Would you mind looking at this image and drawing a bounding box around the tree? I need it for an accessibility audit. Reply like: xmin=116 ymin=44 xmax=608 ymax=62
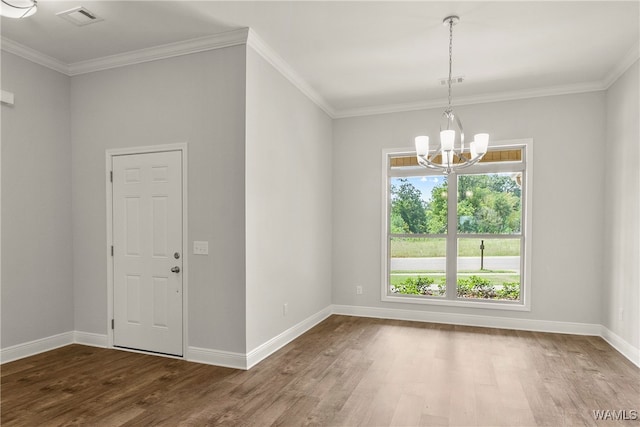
xmin=390 ymin=179 xmax=427 ymax=233
xmin=424 ymin=174 xmax=521 ymax=234
xmin=458 ymin=174 xmax=521 ymax=234
xmin=426 ymin=182 xmax=448 ymax=233
xmin=390 ymin=211 xmax=409 ymax=234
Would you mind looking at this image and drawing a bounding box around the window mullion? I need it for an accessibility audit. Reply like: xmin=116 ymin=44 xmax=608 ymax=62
xmin=446 ymin=173 xmax=458 ymax=299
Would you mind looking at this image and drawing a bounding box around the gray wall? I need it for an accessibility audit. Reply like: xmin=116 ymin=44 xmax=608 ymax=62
xmin=332 ymin=92 xmax=606 ymax=324
xmin=2 ymin=40 xmax=637 ymax=360
xmin=245 ymin=47 xmax=332 ymax=351
xmin=70 ymin=46 xmax=248 ymax=353
xmin=1 ymin=52 xmax=73 ymax=348
xmin=603 ymin=60 xmax=639 ymax=348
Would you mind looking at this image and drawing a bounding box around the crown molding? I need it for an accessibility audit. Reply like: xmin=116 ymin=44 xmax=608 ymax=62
xmin=0 ymin=27 xmax=334 ymax=118
xmin=335 ymin=43 xmax=639 ymax=119
xmin=2 ymin=28 xmax=635 ymax=120
xmin=1 ymin=37 xmax=69 ymax=75
xmin=1 ymin=29 xmax=250 ymax=77
xmin=333 ymin=80 xmax=607 ymax=119
xmin=246 ymin=28 xmax=336 ymax=118
xmin=67 ymin=28 xmax=249 ymax=76
xmin=603 ymin=41 xmax=640 ymax=89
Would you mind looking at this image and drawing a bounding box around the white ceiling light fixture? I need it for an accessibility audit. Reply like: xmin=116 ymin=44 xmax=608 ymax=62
xmin=415 ymin=16 xmax=489 ymax=175
xmin=0 ymin=0 xmax=37 ymax=18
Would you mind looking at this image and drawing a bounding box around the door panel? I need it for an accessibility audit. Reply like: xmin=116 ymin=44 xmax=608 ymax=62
xmin=113 ymin=150 xmax=183 ymax=356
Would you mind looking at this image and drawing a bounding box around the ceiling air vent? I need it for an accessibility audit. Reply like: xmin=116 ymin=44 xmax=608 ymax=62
xmin=56 ymin=6 xmax=103 ymax=26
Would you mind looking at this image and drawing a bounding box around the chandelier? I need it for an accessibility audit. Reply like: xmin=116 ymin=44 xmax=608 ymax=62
xmin=0 ymin=0 xmax=37 ymax=18
xmin=415 ymin=16 xmax=489 ymax=174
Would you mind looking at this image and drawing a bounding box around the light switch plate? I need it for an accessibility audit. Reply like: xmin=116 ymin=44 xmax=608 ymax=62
xmin=193 ymin=241 xmax=209 ymax=255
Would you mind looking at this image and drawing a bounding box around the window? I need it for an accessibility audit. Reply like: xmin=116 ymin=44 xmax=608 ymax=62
xmin=382 ymin=141 xmax=531 ymax=310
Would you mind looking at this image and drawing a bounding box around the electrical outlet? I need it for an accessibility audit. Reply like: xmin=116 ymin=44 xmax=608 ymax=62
xmin=356 ymin=286 xmax=363 ymax=295
xmin=619 ymin=308 xmax=624 ymax=321
xmin=283 ymin=303 xmax=288 ymax=316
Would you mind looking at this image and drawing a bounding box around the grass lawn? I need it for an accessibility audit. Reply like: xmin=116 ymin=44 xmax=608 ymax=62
xmin=391 ymin=237 xmax=520 ymax=257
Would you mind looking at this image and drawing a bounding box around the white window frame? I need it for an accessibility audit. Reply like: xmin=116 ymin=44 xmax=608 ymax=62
xmin=381 ymin=139 xmax=533 ymax=311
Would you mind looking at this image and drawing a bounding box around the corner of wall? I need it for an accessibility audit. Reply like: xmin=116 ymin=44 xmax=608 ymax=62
xmin=602 ymin=59 xmax=640 ymax=352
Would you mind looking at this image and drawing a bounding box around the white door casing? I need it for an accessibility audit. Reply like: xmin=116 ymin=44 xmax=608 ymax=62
xmin=112 ymin=150 xmax=183 ymax=356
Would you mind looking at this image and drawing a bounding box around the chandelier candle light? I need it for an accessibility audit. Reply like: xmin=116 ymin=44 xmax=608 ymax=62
xmin=415 ymin=15 xmax=489 ymax=174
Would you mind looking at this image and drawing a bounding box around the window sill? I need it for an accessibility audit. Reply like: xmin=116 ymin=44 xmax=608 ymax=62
xmin=382 ymin=294 xmax=531 ymax=312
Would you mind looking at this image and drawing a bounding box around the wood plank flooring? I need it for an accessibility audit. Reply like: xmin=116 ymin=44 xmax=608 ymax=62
xmin=2 ymin=315 xmax=639 ymax=426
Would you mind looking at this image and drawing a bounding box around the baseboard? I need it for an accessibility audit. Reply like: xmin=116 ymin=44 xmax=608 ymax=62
xmin=2 ymin=308 xmax=637 ymax=371
xmin=331 ymin=304 xmax=602 ymax=336
xmin=74 ymin=331 xmax=108 ymax=348
xmin=600 ymin=326 xmax=640 ymax=368
xmin=186 ymin=346 xmax=247 ymax=370
xmin=1 ymin=331 xmax=108 ymax=364
xmin=331 ymin=304 xmax=640 ymax=367
xmin=0 ymin=331 xmax=74 ymax=364
xmin=246 ymin=305 xmax=333 ymax=369
xmin=186 ymin=306 xmax=332 ymax=370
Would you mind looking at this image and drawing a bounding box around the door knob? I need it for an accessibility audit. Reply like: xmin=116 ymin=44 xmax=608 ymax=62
xmin=171 ymin=266 xmax=180 ymax=273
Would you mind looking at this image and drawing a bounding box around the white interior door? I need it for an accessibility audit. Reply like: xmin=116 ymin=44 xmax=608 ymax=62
xmin=112 ymin=150 xmax=183 ymax=356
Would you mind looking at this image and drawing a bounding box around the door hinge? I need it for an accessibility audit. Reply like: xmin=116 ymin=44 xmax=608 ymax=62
xmin=111 ymin=319 xmax=114 ymax=330
xmin=110 ymin=171 xmax=113 ymax=182
xmin=111 ymin=245 xmax=114 ymax=256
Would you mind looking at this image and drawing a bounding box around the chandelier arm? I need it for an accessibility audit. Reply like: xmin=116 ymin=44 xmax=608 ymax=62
xmin=451 ymin=151 xmax=470 ymax=164
xmin=417 ymin=155 xmax=446 ymax=171
xmin=451 ymin=151 xmax=474 ymax=166
xmin=417 ymin=148 xmax=484 ymax=174
xmin=452 ymin=152 xmax=484 ymax=170
xmin=425 ymin=150 xmax=444 ymax=166
xmin=417 ymin=153 xmax=454 ymax=173
xmin=1 ymin=0 xmax=37 ymax=17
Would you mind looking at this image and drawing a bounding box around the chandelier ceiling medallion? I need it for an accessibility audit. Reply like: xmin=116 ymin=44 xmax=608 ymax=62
xmin=415 ymin=15 xmax=489 ymax=174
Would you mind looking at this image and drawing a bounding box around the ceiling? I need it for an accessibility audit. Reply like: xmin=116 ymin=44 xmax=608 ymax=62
xmin=1 ymin=1 xmax=639 ymax=117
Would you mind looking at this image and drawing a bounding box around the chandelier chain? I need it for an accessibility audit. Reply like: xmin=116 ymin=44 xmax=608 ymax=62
xmin=448 ymin=18 xmax=453 ymax=109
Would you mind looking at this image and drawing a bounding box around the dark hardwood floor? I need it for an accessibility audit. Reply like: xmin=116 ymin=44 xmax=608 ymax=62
xmin=2 ymin=315 xmax=639 ymax=426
